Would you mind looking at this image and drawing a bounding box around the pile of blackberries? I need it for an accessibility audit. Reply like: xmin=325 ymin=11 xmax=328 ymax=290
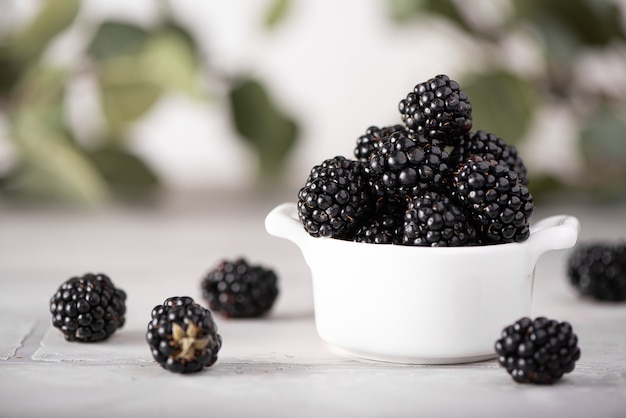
xmin=297 ymin=74 xmax=533 ymax=246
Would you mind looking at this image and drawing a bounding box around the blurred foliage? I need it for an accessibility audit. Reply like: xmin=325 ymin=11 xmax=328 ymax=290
xmin=264 ymin=0 xmax=293 ymax=29
xmin=0 ymin=0 xmax=299 ymax=205
xmin=228 ymin=78 xmax=299 ymax=180
xmin=389 ymin=0 xmax=626 ymax=201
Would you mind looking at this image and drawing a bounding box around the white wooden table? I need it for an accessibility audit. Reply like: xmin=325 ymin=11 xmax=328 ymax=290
xmin=1 ymin=193 xmax=625 ymax=417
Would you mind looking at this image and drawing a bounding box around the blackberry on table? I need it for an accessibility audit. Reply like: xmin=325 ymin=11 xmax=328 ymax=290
xmin=201 ymin=258 xmax=279 ymax=318
xmin=49 ymin=273 xmax=126 ymax=342
xmin=567 ymin=242 xmax=626 ymax=301
xmin=453 ymin=155 xmax=533 ymax=244
xmin=398 ymin=74 xmax=472 ymax=144
xmin=367 ymin=130 xmax=449 ymax=200
xmin=297 ymin=156 xmax=374 ymax=239
xmin=146 ymin=296 xmax=222 ymax=373
xmin=354 ymin=125 xmax=405 ymax=163
xmin=402 ymin=191 xmax=477 ymax=247
xmin=495 ymin=317 xmax=581 ymax=384
xmin=449 ymin=130 xmax=529 ymax=186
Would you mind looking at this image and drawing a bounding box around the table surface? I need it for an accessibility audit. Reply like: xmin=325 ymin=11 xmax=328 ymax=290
xmin=1 ymin=192 xmax=625 ymax=418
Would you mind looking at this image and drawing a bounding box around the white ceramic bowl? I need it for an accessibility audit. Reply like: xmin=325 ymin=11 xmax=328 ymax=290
xmin=265 ymin=202 xmax=580 ymax=364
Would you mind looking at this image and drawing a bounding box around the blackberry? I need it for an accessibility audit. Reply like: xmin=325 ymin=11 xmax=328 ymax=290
xmin=353 ymin=200 xmax=405 ymax=244
xmin=398 ymin=74 xmax=472 ymax=144
xmin=453 ymin=155 xmax=533 ymax=244
xmin=449 ymin=130 xmax=529 ymax=186
xmin=146 ymin=296 xmax=222 ymax=373
xmin=354 ymin=125 xmax=405 ymax=163
xmin=495 ymin=317 xmax=581 ymax=384
xmin=402 ymin=191 xmax=477 ymax=247
xmin=49 ymin=273 xmax=126 ymax=342
xmin=297 ymin=156 xmax=374 ymax=239
xmin=201 ymin=258 xmax=279 ymax=318
xmin=567 ymin=242 xmax=626 ymax=301
xmin=367 ymin=130 xmax=449 ymax=199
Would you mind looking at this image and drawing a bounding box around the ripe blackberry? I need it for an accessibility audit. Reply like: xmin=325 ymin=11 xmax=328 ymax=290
xmin=398 ymin=74 xmax=472 ymax=144
xmin=354 ymin=125 xmax=405 ymax=163
xmin=353 ymin=200 xmax=405 ymax=244
xmin=449 ymin=130 xmax=529 ymax=186
xmin=201 ymin=258 xmax=279 ymax=318
xmin=402 ymin=191 xmax=477 ymax=247
xmin=146 ymin=296 xmax=222 ymax=373
xmin=567 ymin=242 xmax=626 ymax=301
xmin=453 ymin=155 xmax=533 ymax=244
xmin=49 ymin=273 xmax=126 ymax=342
xmin=367 ymin=130 xmax=449 ymax=199
xmin=495 ymin=317 xmax=581 ymax=384
xmin=297 ymin=156 xmax=374 ymax=239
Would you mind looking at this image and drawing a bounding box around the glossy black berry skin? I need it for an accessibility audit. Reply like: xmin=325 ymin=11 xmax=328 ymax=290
xmin=495 ymin=317 xmax=581 ymax=384
xmin=50 ymin=273 xmax=126 ymax=342
xmin=353 ymin=200 xmax=405 ymax=245
xmin=398 ymin=74 xmax=472 ymax=144
xmin=568 ymin=242 xmax=626 ymax=301
xmin=453 ymin=155 xmax=533 ymax=244
xmin=146 ymin=296 xmax=222 ymax=374
xmin=298 ymin=156 xmax=374 ymax=239
xmin=449 ymin=130 xmax=529 ymax=186
xmin=367 ymin=131 xmax=449 ymax=200
xmin=402 ymin=191 xmax=477 ymax=247
xmin=354 ymin=125 xmax=406 ymax=163
xmin=202 ymin=258 xmax=279 ymax=318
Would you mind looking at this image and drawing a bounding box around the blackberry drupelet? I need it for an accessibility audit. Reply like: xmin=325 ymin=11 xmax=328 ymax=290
xmin=354 ymin=125 xmax=405 ymax=163
xmin=146 ymin=296 xmax=222 ymax=373
xmin=398 ymin=74 xmax=472 ymax=144
xmin=495 ymin=317 xmax=581 ymax=384
xmin=449 ymin=130 xmax=529 ymax=186
xmin=353 ymin=200 xmax=405 ymax=244
xmin=567 ymin=242 xmax=626 ymax=301
xmin=49 ymin=273 xmax=126 ymax=342
xmin=201 ymin=258 xmax=279 ymax=318
xmin=453 ymin=155 xmax=533 ymax=244
xmin=297 ymin=156 xmax=374 ymax=239
xmin=367 ymin=130 xmax=449 ymax=200
xmin=402 ymin=191 xmax=477 ymax=247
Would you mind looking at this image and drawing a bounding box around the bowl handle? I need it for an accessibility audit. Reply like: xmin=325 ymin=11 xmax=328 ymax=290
xmin=265 ymin=202 xmax=308 ymax=246
xmin=527 ymin=215 xmax=580 ymax=262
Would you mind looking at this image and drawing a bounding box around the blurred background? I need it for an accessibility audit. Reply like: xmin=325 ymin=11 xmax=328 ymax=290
xmin=0 ymin=0 xmax=625 ymax=208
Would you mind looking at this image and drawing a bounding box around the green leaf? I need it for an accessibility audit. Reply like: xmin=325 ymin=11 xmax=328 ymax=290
xmin=527 ymin=174 xmax=568 ymax=203
xmin=579 ymin=104 xmax=626 ymax=199
xmin=8 ymin=110 xmax=109 ymax=205
xmin=512 ymin=0 xmax=625 ymax=61
xmin=418 ymin=0 xmax=474 ymax=35
xmin=97 ymin=54 xmax=162 ymax=131
xmin=387 ymin=0 xmax=423 ymax=24
xmin=159 ymin=20 xmax=200 ymax=57
xmin=0 ymin=46 xmax=24 ymax=95
xmin=11 ymin=65 xmax=67 ymax=118
xmin=228 ymin=77 xmax=299 ymax=178
xmin=264 ymin=0 xmax=292 ymax=29
xmin=100 ymin=81 xmax=161 ymax=132
xmin=11 ymin=0 xmax=81 ymax=63
xmin=87 ymin=147 xmax=159 ymax=189
xmin=87 ymin=21 xmax=149 ymax=61
xmin=139 ymin=28 xmax=200 ymax=96
xmin=387 ymin=0 xmax=476 ymax=36
xmin=94 ymin=23 xmax=202 ymax=131
xmin=257 ymin=116 xmax=298 ymax=178
xmin=462 ymin=71 xmax=539 ymax=145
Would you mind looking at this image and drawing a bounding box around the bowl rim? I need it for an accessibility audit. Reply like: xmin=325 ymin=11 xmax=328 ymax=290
xmin=266 ymin=202 xmax=580 ymax=258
